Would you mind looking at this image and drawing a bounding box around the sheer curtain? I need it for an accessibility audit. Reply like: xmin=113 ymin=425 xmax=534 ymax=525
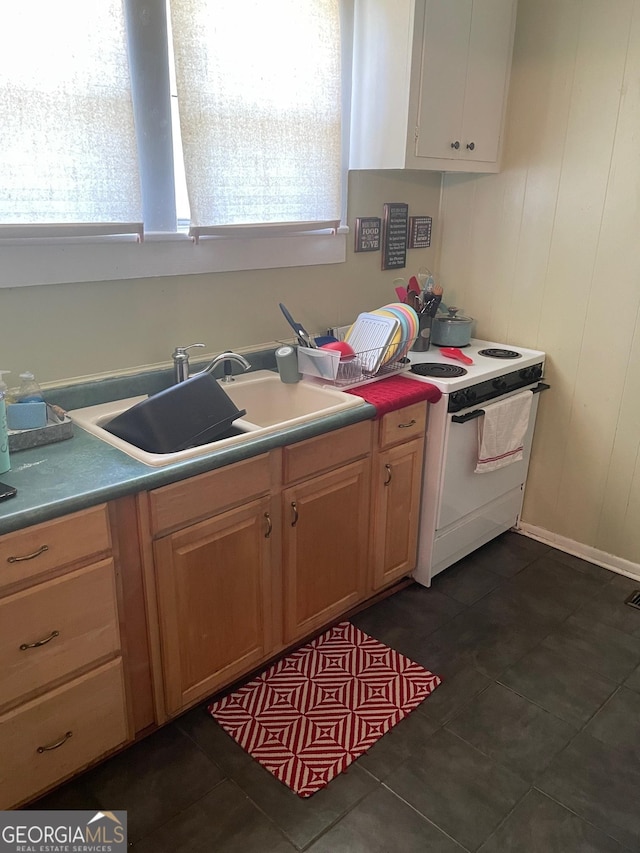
xmin=169 ymin=0 xmax=342 ymax=232
xmin=0 ymin=1 xmax=141 ymax=228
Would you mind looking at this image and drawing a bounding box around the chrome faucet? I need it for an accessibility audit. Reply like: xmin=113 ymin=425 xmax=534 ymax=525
xmin=202 ymin=351 xmax=251 ymax=383
xmin=172 ymin=344 xmax=251 ymax=383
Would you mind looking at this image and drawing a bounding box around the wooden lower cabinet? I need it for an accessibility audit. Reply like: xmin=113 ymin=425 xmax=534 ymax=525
xmin=0 ymin=411 xmax=432 ymax=804
xmin=282 ymin=458 xmax=371 ymax=644
xmin=154 ymin=496 xmax=277 ymax=716
xmin=0 ymin=505 xmax=133 ymax=809
xmin=0 ymin=659 xmax=129 ymax=809
xmin=371 ymin=437 xmax=425 ymax=590
xmin=370 ymin=402 xmax=427 ymax=591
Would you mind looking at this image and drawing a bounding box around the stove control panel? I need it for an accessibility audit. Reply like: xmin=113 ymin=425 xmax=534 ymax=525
xmin=518 ymin=364 xmax=544 ymax=383
xmin=450 ymin=388 xmax=477 ymax=410
xmin=448 ymin=362 xmax=545 ymax=413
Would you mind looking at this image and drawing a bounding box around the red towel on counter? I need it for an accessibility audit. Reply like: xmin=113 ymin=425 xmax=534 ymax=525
xmin=346 ymin=375 xmax=441 ymax=417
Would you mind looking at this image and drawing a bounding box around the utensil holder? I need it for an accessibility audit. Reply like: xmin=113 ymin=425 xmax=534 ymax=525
xmin=410 ymin=314 xmax=432 ymax=352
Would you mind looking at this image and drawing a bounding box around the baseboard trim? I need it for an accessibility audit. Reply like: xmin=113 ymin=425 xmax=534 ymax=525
xmin=515 ymin=522 xmax=640 ymax=582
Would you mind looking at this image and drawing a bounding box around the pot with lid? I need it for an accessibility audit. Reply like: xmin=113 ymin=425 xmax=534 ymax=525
xmin=431 ymin=307 xmax=473 ymax=347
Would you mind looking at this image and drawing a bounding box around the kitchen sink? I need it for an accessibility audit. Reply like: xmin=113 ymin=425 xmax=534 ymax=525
xmin=69 ymin=370 xmax=365 ymax=466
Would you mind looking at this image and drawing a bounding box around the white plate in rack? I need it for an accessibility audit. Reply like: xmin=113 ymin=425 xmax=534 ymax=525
xmin=345 ymin=312 xmax=400 ymax=373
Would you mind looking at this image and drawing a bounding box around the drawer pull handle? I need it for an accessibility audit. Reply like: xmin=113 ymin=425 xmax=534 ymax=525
xmin=384 ymin=464 xmax=392 ymax=486
xmin=37 ymin=731 xmax=73 ymax=754
xmin=20 ymin=630 xmax=60 ymax=651
xmin=264 ymin=512 xmax=272 ymax=539
xmin=291 ymin=501 xmax=298 ymax=527
xmin=8 ymin=545 xmax=49 ymax=563
xmin=398 ymin=419 xmax=417 ymax=429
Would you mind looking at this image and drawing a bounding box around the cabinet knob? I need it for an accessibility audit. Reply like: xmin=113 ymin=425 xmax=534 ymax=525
xmin=264 ymin=512 xmax=272 ymax=539
xmin=466 ymin=142 xmax=475 ymax=151
xmin=384 ymin=464 xmax=392 ymax=486
xmin=451 ymin=141 xmax=460 ymax=150
xmin=290 ymin=501 xmax=298 ymax=527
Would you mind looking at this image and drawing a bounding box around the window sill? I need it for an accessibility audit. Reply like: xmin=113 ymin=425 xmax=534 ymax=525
xmin=0 ymin=229 xmax=348 ymax=288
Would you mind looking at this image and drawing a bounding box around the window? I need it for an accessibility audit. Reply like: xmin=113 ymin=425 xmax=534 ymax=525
xmin=0 ymin=0 xmax=351 ymax=287
xmin=171 ymin=0 xmax=343 ymax=236
xmin=0 ymin=1 xmax=142 ymax=232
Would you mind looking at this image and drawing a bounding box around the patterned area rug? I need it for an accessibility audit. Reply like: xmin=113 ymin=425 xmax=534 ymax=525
xmin=207 ymin=621 xmax=441 ymax=797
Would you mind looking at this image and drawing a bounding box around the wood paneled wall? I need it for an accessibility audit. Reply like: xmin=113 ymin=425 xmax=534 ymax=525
xmin=438 ymin=0 xmax=640 ymax=564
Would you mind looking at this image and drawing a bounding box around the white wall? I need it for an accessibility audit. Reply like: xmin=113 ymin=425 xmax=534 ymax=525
xmin=438 ymin=0 xmax=640 ymax=567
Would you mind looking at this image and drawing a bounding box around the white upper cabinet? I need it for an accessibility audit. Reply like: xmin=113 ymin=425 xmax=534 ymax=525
xmin=349 ymin=0 xmax=517 ymax=172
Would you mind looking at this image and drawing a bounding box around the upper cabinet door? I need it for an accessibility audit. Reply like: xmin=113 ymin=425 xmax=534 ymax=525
xmin=460 ymin=0 xmax=518 ymax=163
xmin=415 ymin=0 xmax=473 ymax=161
xmin=415 ymin=0 xmax=516 ymax=166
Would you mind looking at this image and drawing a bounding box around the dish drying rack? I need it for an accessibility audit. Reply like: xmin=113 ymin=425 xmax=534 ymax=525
xmin=298 ymin=313 xmax=412 ymax=388
xmin=298 ymin=345 xmax=410 ymax=388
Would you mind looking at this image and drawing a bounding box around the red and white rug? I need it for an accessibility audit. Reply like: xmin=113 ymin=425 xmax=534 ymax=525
xmin=207 ymin=621 xmax=441 ymax=797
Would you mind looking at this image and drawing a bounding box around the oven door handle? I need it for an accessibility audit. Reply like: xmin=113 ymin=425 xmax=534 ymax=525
xmin=452 ymin=383 xmax=551 ymax=422
xmin=452 ymin=409 xmax=485 ymax=423
xmin=532 ymin=382 xmax=550 ymax=394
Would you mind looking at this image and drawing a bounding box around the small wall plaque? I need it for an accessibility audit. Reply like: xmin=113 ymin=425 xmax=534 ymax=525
xmin=354 ymin=217 xmax=381 ymax=252
xmin=381 ymin=202 xmax=408 ymax=270
xmin=408 ymin=216 xmax=432 ymax=249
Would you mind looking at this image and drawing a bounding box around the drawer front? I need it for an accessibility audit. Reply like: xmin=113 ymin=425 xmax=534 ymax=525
xmin=283 ymin=421 xmax=372 ymax=484
xmin=0 ymin=559 xmax=120 ymax=709
xmin=0 ymin=658 xmax=129 ymax=809
xmin=149 ymin=452 xmax=276 ymax=536
xmin=378 ymin=402 xmax=427 ymax=450
xmin=0 ymin=504 xmax=112 ymax=589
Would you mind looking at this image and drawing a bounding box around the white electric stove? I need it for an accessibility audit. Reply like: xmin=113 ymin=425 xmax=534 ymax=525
xmin=405 ymin=339 xmax=548 ymax=585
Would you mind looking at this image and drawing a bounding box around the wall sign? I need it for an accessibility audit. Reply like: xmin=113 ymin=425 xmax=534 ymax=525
xmin=381 ymin=202 xmax=408 ymax=270
xmin=354 ymin=217 xmax=381 ymax=252
xmin=408 ymin=215 xmax=432 ymax=249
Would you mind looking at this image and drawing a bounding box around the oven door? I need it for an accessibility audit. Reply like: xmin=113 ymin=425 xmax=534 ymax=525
xmin=437 ymin=386 xmax=541 ymax=530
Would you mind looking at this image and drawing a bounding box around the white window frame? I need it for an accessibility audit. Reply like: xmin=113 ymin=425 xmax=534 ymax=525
xmin=0 ymin=0 xmax=352 ymax=289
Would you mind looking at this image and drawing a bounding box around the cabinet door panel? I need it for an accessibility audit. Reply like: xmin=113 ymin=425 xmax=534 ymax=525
xmin=416 ymin=0 xmax=472 ymax=159
xmin=283 ymin=460 xmax=370 ymax=643
xmin=155 ymin=497 xmax=274 ymax=715
xmin=461 ymin=0 xmax=516 ymax=162
xmin=372 ymin=439 xmax=425 ymax=590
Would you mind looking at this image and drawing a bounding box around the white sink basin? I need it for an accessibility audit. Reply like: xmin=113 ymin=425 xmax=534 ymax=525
xmin=69 ymin=370 xmax=365 ymax=467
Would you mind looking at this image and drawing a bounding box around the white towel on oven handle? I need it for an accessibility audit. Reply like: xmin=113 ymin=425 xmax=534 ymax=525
xmin=475 ymin=390 xmax=533 ymax=474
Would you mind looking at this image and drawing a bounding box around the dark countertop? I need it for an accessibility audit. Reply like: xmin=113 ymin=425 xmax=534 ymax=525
xmin=0 ymin=404 xmax=377 ymax=536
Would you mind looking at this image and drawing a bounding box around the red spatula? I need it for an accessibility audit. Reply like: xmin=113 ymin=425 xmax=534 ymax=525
xmin=440 ymin=347 xmax=474 ymax=365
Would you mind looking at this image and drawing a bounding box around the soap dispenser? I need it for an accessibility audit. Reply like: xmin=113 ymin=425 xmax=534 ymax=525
xmin=0 ymin=371 xmax=11 ymax=474
xmin=16 ymin=372 xmax=44 ymax=403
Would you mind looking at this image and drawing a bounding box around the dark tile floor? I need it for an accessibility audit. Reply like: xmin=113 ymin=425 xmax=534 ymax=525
xmin=33 ymin=531 xmax=640 ymax=852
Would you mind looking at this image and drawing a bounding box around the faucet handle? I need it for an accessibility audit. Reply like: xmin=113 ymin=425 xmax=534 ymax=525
xmin=172 ymin=343 xmax=205 ymax=359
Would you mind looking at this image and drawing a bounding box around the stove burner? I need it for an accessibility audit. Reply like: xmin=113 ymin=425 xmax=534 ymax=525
xmin=478 ymin=348 xmax=522 ymax=359
xmin=411 ymin=363 xmax=468 ymax=378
